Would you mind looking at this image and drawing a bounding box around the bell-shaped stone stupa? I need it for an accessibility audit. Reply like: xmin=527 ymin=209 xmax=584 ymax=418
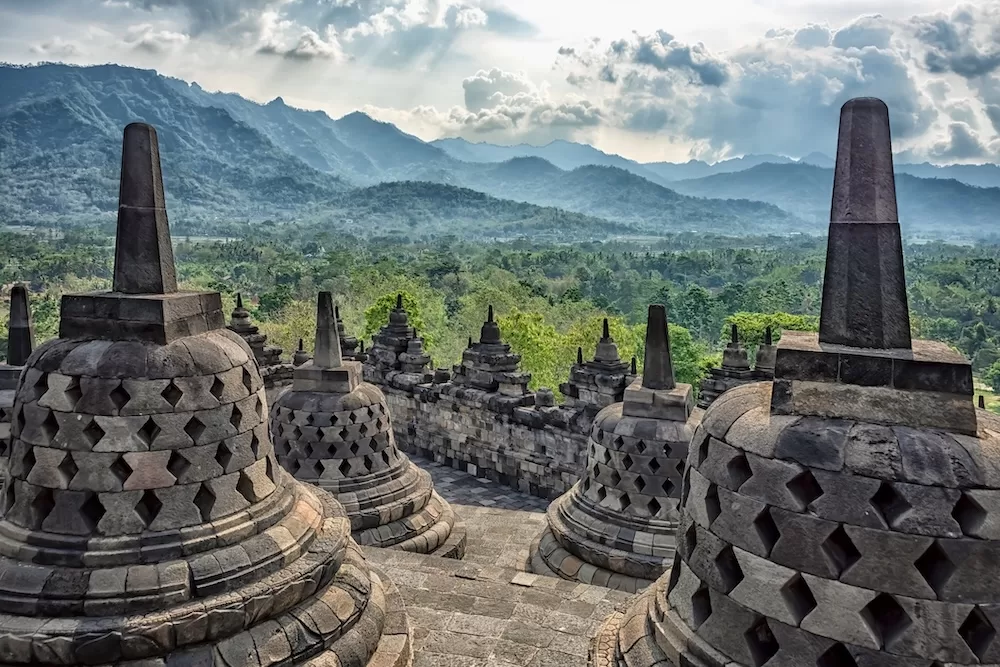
xmin=270 ymin=292 xmax=465 ymax=557
xmin=450 ymin=305 xmax=532 ymax=406
xmin=0 ymin=124 xmax=410 ymax=667
xmin=335 ymin=305 xmax=363 ymax=362
xmin=228 ymin=293 xmax=293 ymax=393
xmin=531 ymin=304 xmax=700 ymax=593
xmin=292 ymin=337 xmax=311 ymax=367
xmin=753 ymin=326 xmax=777 ymax=379
xmin=592 ymin=98 xmax=1000 ymax=667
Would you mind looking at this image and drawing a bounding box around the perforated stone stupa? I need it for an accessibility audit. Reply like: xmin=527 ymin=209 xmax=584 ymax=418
xmin=591 ymin=97 xmax=1000 ymax=667
xmin=1 ymin=284 xmax=32 ymax=467
xmin=0 ymin=123 xmax=411 ymax=667
xmin=531 ymin=305 xmax=700 ymax=593
xmin=270 ymin=292 xmax=465 ymax=557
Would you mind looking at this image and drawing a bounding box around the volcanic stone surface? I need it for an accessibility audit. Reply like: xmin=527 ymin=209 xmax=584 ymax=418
xmin=270 ymin=292 xmax=466 ymax=559
xmin=531 ymin=305 xmax=701 ymax=593
xmin=1 ymin=284 xmax=33 ymax=485
xmin=590 ymin=98 xmax=999 ymax=667
xmin=0 ymin=123 xmax=411 ymax=667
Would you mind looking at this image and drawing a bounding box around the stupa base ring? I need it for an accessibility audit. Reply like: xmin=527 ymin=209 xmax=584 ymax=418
xmin=529 ymin=526 xmax=655 ymax=594
xmin=351 ymin=490 xmax=465 ymax=558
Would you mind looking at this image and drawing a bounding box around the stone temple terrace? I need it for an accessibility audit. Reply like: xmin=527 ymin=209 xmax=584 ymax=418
xmin=1 ymin=97 xmax=998 ymax=667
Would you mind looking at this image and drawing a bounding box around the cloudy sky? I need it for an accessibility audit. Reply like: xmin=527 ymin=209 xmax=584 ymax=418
xmin=1 ymin=0 xmax=999 ymax=163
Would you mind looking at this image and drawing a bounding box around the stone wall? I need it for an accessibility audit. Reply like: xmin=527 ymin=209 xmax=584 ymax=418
xmin=371 ymin=372 xmax=595 ymax=500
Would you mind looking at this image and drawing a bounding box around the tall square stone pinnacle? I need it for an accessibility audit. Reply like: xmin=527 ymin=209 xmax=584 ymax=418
xmin=772 ymin=97 xmax=976 ymax=435
xmin=624 ymin=304 xmax=692 ymax=421
xmin=294 ymin=291 xmax=360 ymax=393
xmin=641 ymin=305 xmax=675 ymax=391
xmin=113 ymin=123 xmax=178 ymax=295
xmin=6 ymin=284 xmax=33 ymax=367
xmin=819 ymin=98 xmax=911 ymax=350
xmin=314 ymin=291 xmax=343 ymax=369
xmin=59 ymin=123 xmax=224 ymax=344
xmin=1 ymin=284 xmax=33 ymax=390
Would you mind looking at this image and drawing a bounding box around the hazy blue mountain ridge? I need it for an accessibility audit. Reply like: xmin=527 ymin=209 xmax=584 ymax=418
xmin=434 ymin=136 xmax=1000 ymax=189
xmin=0 ymin=64 xmax=350 ymax=224
xmin=668 ymin=162 xmax=1000 ymax=236
xmin=0 ymin=63 xmax=801 ymax=236
xmin=2 ymin=62 xmax=999 ymax=240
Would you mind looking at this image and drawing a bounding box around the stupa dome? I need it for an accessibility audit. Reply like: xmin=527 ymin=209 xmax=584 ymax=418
xmin=0 ymin=123 xmax=410 ymax=667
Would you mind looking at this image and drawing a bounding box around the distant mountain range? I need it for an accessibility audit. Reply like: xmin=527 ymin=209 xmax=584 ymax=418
xmin=1 ymin=62 xmax=999 ymax=240
xmin=433 ymin=137 xmax=1000 ymax=189
xmin=667 ymin=163 xmax=1000 ymax=234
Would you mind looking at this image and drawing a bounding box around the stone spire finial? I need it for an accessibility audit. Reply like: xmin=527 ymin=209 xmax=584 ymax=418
xmin=314 ymin=291 xmax=343 ymax=369
xmin=641 ymin=304 xmax=675 ymax=391
xmin=731 ymin=323 xmax=738 ymax=344
xmin=229 ymin=292 xmax=253 ymax=329
xmin=631 ymin=356 xmax=637 ymax=375
xmin=594 ymin=317 xmax=622 ymax=364
xmin=819 ymin=97 xmax=911 ymax=350
xmin=765 ymin=326 xmax=773 ymax=346
xmin=468 ymin=336 xmax=473 ymax=348
xmin=480 ymin=305 xmax=502 ymax=344
xmin=292 ymin=337 xmax=311 ymax=366
xmin=577 ymin=347 xmax=584 ymax=365
xmin=388 ymin=293 xmax=409 ymax=327
xmin=112 ymin=122 xmax=178 ymax=295
xmin=7 ymin=284 xmax=33 ymax=367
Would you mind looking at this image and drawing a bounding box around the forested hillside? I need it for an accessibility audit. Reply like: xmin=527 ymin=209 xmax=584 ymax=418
xmin=0 ymin=63 xmax=798 ymax=237
xmin=4 ymin=228 xmax=1000 ymax=405
xmin=6 ymin=63 xmax=1000 ymax=240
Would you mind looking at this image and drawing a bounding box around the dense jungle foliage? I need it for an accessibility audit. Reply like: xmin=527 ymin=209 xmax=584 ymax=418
xmin=2 ymin=228 xmax=999 ymax=406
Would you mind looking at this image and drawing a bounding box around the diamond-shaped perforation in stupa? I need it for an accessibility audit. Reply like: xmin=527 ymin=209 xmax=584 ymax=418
xmin=590 ymin=97 xmax=1000 ymax=667
xmin=0 ymin=123 xmax=412 ymax=667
